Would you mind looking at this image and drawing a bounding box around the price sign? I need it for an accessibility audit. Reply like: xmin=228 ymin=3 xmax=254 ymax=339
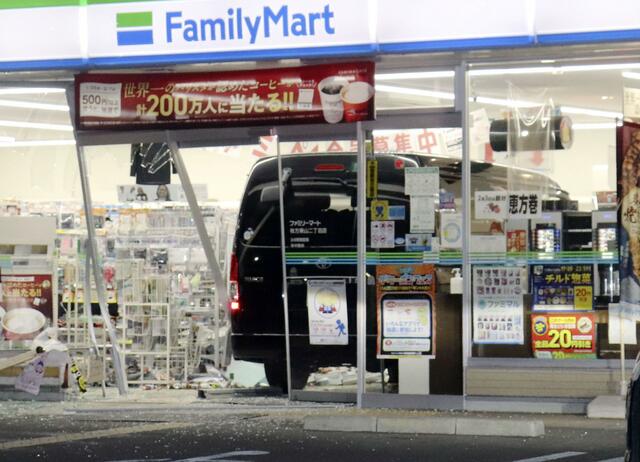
xmin=79 ymin=83 xmax=122 ymax=118
xmin=574 ymin=286 xmax=593 ymax=310
xmin=531 ymin=313 xmax=596 ymax=359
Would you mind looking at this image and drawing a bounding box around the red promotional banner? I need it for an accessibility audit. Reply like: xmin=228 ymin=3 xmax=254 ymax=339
xmin=2 ymin=274 xmax=53 ymax=319
xmin=531 ymin=313 xmax=596 ymax=359
xmin=376 ymin=264 xmax=436 ymax=358
xmin=75 ymin=61 xmax=375 ymax=130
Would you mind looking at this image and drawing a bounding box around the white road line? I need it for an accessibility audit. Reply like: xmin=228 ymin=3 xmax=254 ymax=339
xmin=0 ymin=422 xmax=195 ymax=451
xmin=106 ymin=451 xmax=271 ymax=462
xmin=512 ymin=452 xmax=587 ymax=462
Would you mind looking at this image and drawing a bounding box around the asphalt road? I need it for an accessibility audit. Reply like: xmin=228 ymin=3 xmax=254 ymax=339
xmin=0 ymin=398 xmax=628 ymax=462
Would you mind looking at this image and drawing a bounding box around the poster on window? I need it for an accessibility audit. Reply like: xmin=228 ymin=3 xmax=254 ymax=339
xmin=618 ymin=121 xmax=640 ymax=314
xmin=376 ymin=264 xmax=436 ymax=358
xmin=306 ymin=280 xmax=348 ymax=346
xmin=508 ymin=191 xmax=542 ymax=218
xmin=531 ymin=313 xmax=596 ymax=359
xmin=404 ymin=167 xmax=439 ymax=196
xmin=531 ymin=264 xmax=593 ymax=311
xmin=473 ymin=266 xmax=524 ymax=344
xmin=2 ymin=274 xmax=53 ymax=320
xmin=475 ymin=191 xmax=508 ymax=220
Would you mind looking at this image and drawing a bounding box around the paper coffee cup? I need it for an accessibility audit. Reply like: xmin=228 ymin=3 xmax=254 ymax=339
xmin=341 ymin=81 xmax=374 ymax=123
xmin=319 ymin=76 xmax=348 ymax=124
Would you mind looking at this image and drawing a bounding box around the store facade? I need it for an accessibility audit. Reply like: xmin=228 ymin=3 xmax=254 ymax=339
xmin=1 ymin=0 xmax=640 ymax=409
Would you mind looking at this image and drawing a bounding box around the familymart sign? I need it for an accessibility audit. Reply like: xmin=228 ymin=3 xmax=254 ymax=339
xmin=2 ymin=0 xmax=640 ymax=70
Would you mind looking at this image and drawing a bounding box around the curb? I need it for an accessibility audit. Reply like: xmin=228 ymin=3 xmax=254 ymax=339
xmin=303 ymin=415 xmax=545 ymax=437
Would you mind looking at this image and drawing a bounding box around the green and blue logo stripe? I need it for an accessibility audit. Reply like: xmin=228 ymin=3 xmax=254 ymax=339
xmin=116 ymin=11 xmax=153 ymax=46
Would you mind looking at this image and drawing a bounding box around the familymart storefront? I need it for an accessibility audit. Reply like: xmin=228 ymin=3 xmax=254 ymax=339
xmin=1 ymin=0 xmax=640 ymax=410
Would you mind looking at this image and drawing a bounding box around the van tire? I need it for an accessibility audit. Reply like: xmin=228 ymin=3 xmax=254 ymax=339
xmin=264 ymin=360 xmax=309 ymax=393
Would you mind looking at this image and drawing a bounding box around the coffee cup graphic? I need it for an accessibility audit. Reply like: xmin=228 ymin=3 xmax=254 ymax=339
xmin=341 ymin=81 xmax=374 ymax=122
xmin=318 ymin=76 xmax=348 ymax=124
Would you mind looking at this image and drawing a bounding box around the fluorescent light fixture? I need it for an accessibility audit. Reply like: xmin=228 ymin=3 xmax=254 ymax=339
xmin=0 ymin=99 xmax=69 ymax=112
xmin=376 ymin=71 xmax=455 ymax=81
xmin=377 ymin=84 xmax=621 ymax=120
xmin=0 ymin=120 xmax=73 ymax=132
xmin=0 ymin=88 xmax=66 ymax=95
xmin=0 ymin=139 xmax=76 ymax=148
xmin=376 ymin=84 xmax=455 ymax=100
xmin=592 ymin=164 xmax=609 ymax=171
xmin=470 ymin=62 xmax=640 ymax=76
xmin=0 ymin=136 xmax=14 ymax=142
xmin=560 ymin=105 xmax=622 ymax=119
xmin=622 ymin=71 xmax=640 ymax=80
xmin=572 ymin=122 xmax=617 ymax=130
xmin=473 ymin=95 xmax=538 ymax=108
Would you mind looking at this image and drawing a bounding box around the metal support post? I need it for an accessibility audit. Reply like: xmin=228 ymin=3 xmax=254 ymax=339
xmin=84 ymin=250 xmax=106 ymax=397
xmin=356 ymin=122 xmax=367 ymax=408
xmin=274 ymin=128 xmax=293 ymax=400
xmin=166 ymin=135 xmax=228 ymax=313
xmin=455 ymin=63 xmax=472 ymax=399
xmin=75 ymin=144 xmax=128 ymax=395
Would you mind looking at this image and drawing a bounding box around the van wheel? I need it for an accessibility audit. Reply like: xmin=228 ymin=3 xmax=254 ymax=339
xmin=264 ymin=360 xmax=286 ymax=392
xmin=264 ymin=360 xmax=309 ymax=392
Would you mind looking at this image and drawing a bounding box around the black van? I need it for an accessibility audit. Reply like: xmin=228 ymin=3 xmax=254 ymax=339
xmin=229 ymin=152 xmax=570 ymax=391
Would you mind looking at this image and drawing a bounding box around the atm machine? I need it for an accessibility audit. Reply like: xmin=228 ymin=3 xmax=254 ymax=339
xmin=530 ymin=212 xmax=562 ymax=253
xmin=592 ymin=210 xmax=619 ymax=301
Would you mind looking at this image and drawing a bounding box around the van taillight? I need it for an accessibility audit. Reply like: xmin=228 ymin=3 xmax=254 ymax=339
xmin=315 ymin=163 xmax=345 ymax=172
xmin=228 ymin=253 xmax=240 ymax=313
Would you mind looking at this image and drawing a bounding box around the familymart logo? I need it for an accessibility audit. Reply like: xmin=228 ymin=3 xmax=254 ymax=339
xmin=116 ymin=11 xmax=154 ymax=46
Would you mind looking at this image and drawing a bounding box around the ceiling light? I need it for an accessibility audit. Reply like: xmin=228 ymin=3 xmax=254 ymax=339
xmin=622 ymin=71 xmax=640 ymax=80
xmin=375 ymin=84 xmax=455 ymax=100
xmin=0 ymin=99 xmax=69 ymax=112
xmin=473 ymin=95 xmax=538 ymax=108
xmin=0 ymin=88 xmax=66 ymax=95
xmin=601 ymin=96 xmax=614 ymax=100
xmin=560 ymin=106 xmax=622 ymax=119
xmin=0 ymin=120 xmax=73 ymax=131
xmin=0 ymin=136 xmax=14 ymax=142
xmin=0 ymin=139 xmax=76 ymax=148
xmin=470 ymin=62 xmax=640 ymax=77
xmin=572 ymin=122 xmax=617 ymax=130
xmin=376 ymin=71 xmax=455 ymax=81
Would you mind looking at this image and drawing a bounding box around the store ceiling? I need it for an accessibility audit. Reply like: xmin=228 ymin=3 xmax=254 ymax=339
xmin=1 ymin=43 xmax=640 ymax=147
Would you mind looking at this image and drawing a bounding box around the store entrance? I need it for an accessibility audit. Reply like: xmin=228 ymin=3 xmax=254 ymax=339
xmin=272 ymin=112 xmax=465 ymax=403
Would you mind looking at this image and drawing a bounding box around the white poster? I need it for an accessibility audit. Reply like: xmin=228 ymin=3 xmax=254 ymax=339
xmin=440 ymin=213 xmax=463 ymax=249
xmin=117 ymin=184 xmax=208 ymax=202
xmin=473 ymin=266 xmax=525 ymax=345
xmin=14 ymin=354 xmax=46 ymax=396
xmin=410 ymin=196 xmax=435 ymax=233
xmin=381 ymin=298 xmax=432 ymax=353
xmin=475 ymin=191 xmax=508 ymax=220
xmin=508 ymin=191 xmax=542 ymax=218
xmin=371 ymin=220 xmax=395 ymax=248
xmin=307 ymin=280 xmax=348 ymax=346
xmin=471 ymin=108 xmax=491 ymax=145
xmin=624 ymin=87 xmax=640 ymax=121
xmin=608 ymin=303 xmax=638 ymax=345
xmin=404 ymin=167 xmax=439 ymax=196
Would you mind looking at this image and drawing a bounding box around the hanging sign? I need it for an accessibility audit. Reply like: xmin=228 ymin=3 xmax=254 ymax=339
xmin=307 ymin=279 xmax=348 ymax=345
xmin=531 ymin=313 xmax=596 ymax=359
xmin=75 ymin=61 xmax=375 ymax=130
xmin=475 ymin=191 xmax=508 ymax=220
xmin=531 ymin=264 xmax=593 ymax=311
xmin=376 ymin=264 xmax=436 ymax=358
xmin=618 ymin=121 xmax=640 ymax=312
xmin=473 ymin=266 xmax=525 ymax=345
xmin=508 ymin=191 xmax=542 ymax=218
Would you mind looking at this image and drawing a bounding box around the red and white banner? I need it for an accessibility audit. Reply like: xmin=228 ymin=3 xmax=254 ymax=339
xmin=75 ymin=62 xmax=375 ymax=130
